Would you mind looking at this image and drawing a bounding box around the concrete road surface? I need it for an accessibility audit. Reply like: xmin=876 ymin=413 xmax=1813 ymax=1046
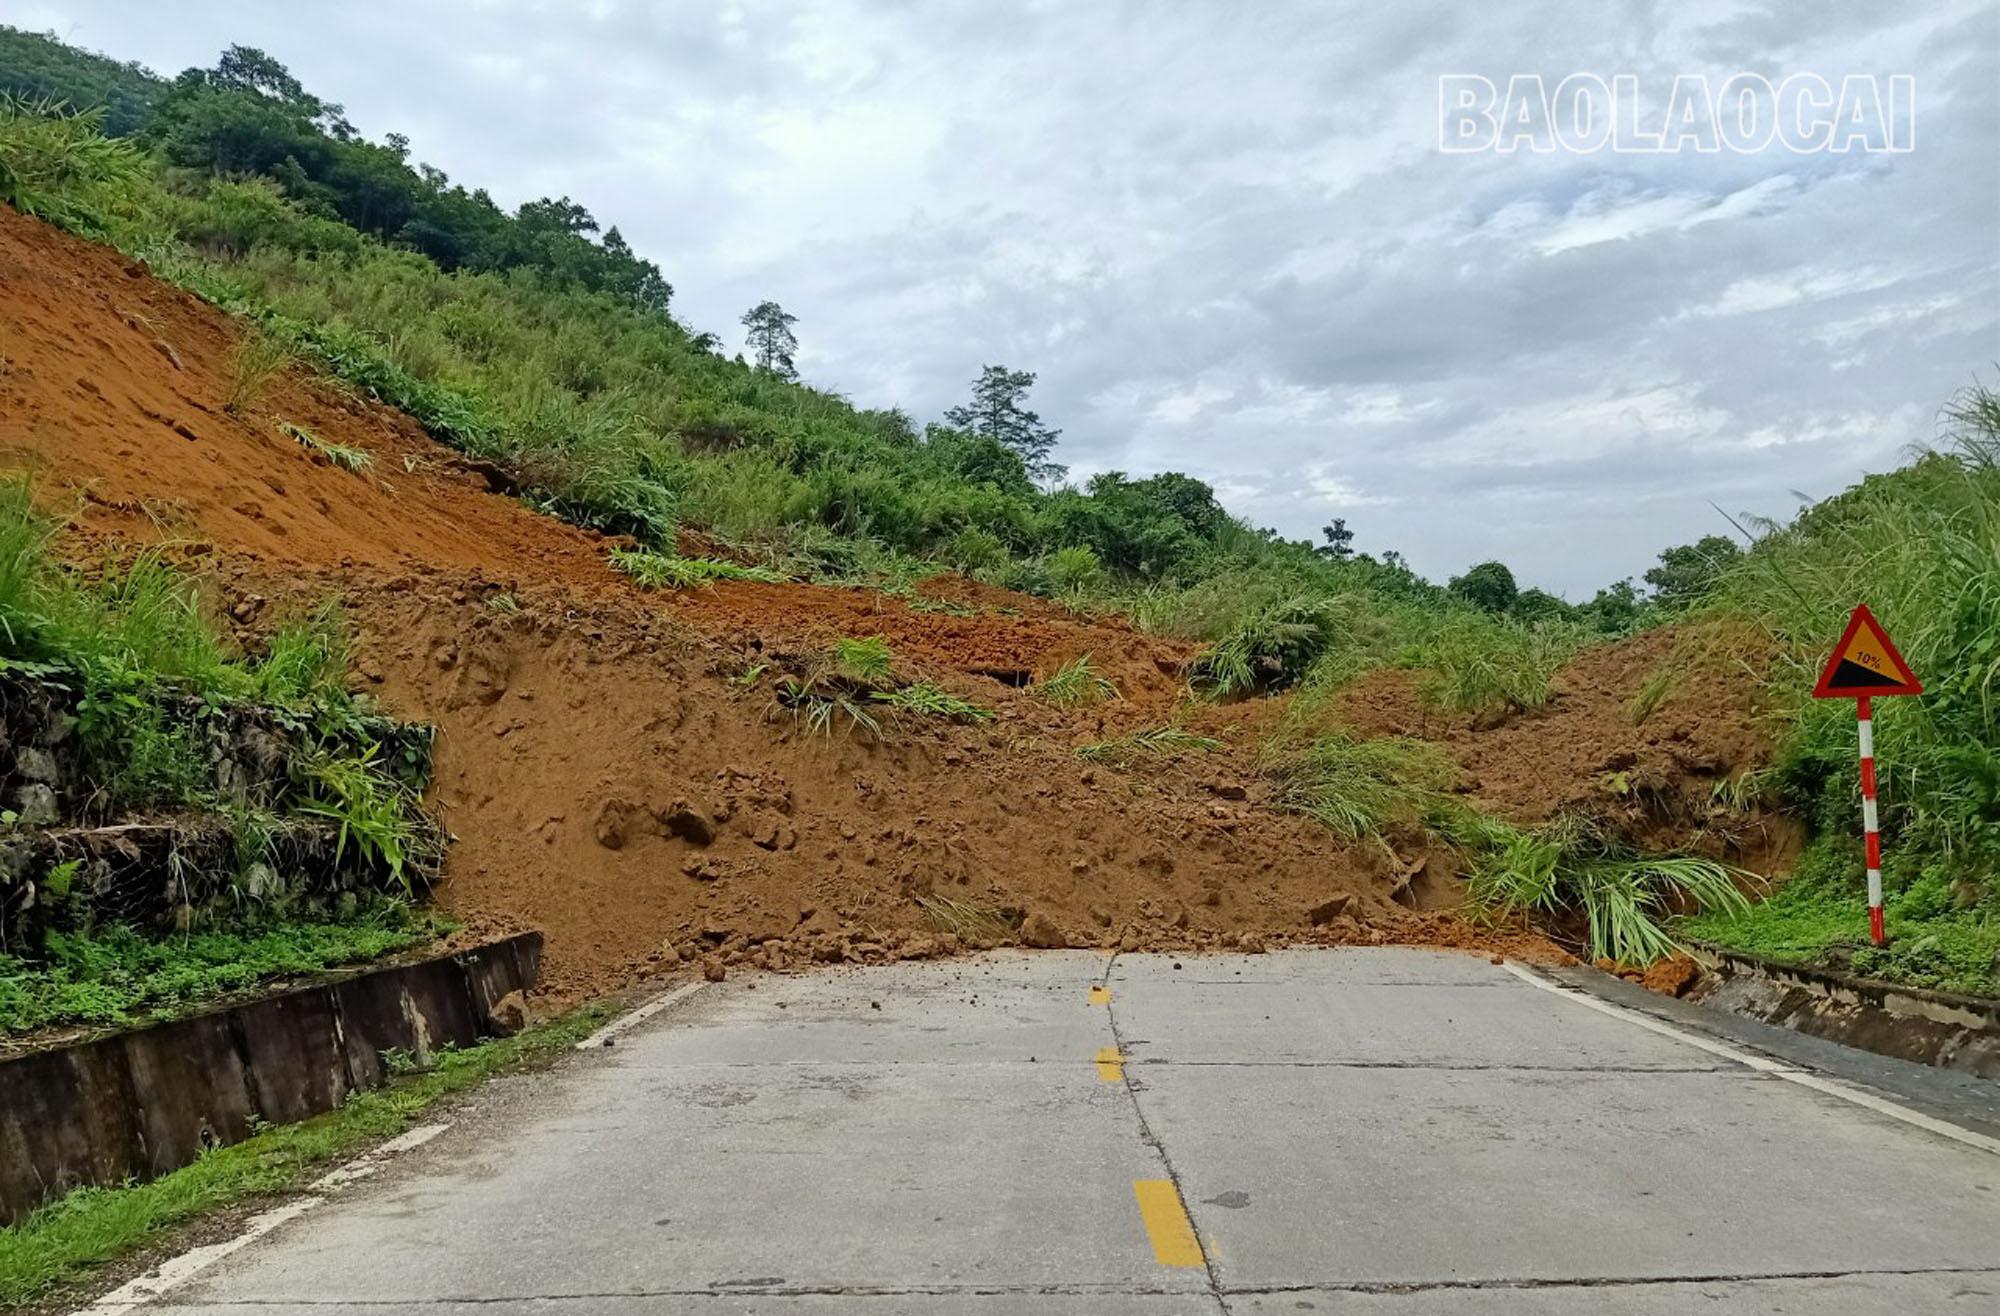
xmin=121 ymin=949 xmax=2000 ymax=1313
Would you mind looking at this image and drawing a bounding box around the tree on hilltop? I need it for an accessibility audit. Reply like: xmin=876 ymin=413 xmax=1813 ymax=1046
xmin=741 ymin=301 xmax=799 ymax=379
xmin=1316 ymin=518 xmax=1355 ymax=561
xmin=944 ymin=365 xmax=1064 ymax=484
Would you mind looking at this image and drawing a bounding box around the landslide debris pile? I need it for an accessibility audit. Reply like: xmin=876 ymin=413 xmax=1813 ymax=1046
xmin=0 ymin=203 xmax=1578 ymax=1001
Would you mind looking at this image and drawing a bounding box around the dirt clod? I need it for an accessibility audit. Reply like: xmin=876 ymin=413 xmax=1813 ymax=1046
xmin=1642 ymin=955 xmax=1701 ymax=998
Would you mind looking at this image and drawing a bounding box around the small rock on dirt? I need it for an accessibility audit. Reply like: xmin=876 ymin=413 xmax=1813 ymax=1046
xmin=487 ymin=990 xmax=529 ymax=1036
xmin=659 ymin=803 xmax=715 ymax=846
xmin=593 ymin=800 xmax=631 ymax=850
xmin=1020 ymin=911 xmax=1066 ymax=949
xmin=1642 ymin=955 xmax=1701 ymax=998
xmin=1308 ymin=895 xmax=1352 ymax=926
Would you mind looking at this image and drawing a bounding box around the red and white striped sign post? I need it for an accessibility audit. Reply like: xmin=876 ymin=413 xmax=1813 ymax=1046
xmin=1856 ymin=694 xmax=1884 ymax=945
xmin=1811 ymin=604 xmax=1922 ymax=949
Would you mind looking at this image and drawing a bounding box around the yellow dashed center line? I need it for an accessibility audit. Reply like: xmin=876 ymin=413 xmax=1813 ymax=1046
xmin=1094 ymin=1047 xmax=1124 ymax=1082
xmin=1132 ymin=1179 xmax=1206 ymax=1267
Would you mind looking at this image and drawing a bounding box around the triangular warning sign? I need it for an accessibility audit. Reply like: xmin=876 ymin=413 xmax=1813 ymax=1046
xmin=1812 ymin=604 xmax=1922 ymax=698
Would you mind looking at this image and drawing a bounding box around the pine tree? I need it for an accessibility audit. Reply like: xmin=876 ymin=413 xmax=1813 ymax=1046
xmin=943 ymin=365 xmax=1065 ymax=483
xmin=740 ymin=301 xmax=799 ymax=379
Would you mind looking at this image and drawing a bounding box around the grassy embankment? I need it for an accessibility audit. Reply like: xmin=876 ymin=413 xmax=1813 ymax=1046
xmin=0 ymin=475 xmax=442 ymax=1038
xmin=1680 ymin=389 xmax=2000 ymax=994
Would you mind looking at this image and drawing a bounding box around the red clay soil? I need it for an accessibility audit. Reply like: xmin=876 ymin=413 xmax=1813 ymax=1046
xmin=1 ymin=204 xmax=1564 ymax=1000
xmin=0 ymin=206 xmax=1190 ymax=707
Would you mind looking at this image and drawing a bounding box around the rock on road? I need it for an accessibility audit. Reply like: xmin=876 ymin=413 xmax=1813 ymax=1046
xmin=115 ymin=949 xmax=2000 ymax=1313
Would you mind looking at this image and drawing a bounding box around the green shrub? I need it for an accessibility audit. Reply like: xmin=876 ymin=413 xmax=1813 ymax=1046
xmin=1454 ymin=813 xmax=1751 ymax=965
xmin=1045 ymin=545 xmax=1104 ymax=594
xmin=1191 ymin=596 xmax=1347 ymax=696
xmin=0 ymin=95 xmax=142 ymax=232
xmin=1269 ymin=732 xmax=1457 ymax=843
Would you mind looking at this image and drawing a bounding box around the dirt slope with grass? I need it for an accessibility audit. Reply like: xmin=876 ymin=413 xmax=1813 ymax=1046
xmin=3 ymin=198 xmax=1800 ymax=996
xmin=1328 ymin=626 xmax=1799 ymax=874
xmin=1 ymin=204 xmax=1578 ymax=1000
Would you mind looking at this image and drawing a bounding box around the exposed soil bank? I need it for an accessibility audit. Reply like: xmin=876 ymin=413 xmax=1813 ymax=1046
xmin=1 ymin=204 xmax=1612 ymax=1001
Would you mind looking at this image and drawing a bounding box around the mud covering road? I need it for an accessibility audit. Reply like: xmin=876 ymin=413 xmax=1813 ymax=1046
xmin=106 ymin=948 xmax=2000 ymax=1314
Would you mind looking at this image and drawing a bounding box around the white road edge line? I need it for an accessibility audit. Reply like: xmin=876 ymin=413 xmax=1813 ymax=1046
xmin=75 ymin=1119 xmax=458 ymax=1314
xmin=72 ymin=985 xmax=710 ymax=1313
xmin=1500 ymin=961 xmax=2000 ymax=1157
xmin=575 ymin=981 xmax=708 ymax=1051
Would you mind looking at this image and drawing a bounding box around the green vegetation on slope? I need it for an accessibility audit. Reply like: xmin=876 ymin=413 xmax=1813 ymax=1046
xmin=0 ymin=479 xmax=440 ymax=1023
xmin=0 ymin=907 xmax=442 ymax=1036
xmin=5 ymin=32 xmax=1995 ymax=982
xmin=1679 ymin=391 xmax=2000 ymax=988
xmin=0 ymin=37 xmax=1670 ymax=656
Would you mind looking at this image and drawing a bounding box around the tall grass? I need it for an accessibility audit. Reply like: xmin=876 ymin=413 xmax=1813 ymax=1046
xmin=1035 ymin=654 xmax=1119 ymax=707
xmin=1413 ymin=613 xmax=1580 ymax=717
xmin=1709 ymin=386 xmax=2000 ymax=876
xmin=609 ymin=547 xmax=783 ymax=590
xmin=1450 ymin=812 xmax=1750 ymax=965
xmin=223 ymin=330 xmax=293 ymax=415
xmin=1268 ymin=732 xmax=1456 ymax=843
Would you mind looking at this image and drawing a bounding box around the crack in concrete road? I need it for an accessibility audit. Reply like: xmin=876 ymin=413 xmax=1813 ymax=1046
xmin=1099 ymin=951 xmax=1236 ymax=1316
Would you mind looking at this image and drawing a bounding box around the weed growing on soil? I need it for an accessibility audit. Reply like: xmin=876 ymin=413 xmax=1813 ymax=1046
xmin=834 ymin=634 xmax=894 ymax=684
xmin=223 ymin=330 xmax=293 ymax=416
xmin=1035 ymin=654 xmax=1119 ymax=707
xmin=610 ymin=548 xmax=783 ymax=590
xmin=875 ymin=681 xmax=994 ymax=724
xmin=251 ymin=601 xmax=352 ymax=705
xmin=904 ymin=594 xmax=975 ymax=617
xmin=1190 ymin=596 xmax=1345 ymax=697
xmin=914 ymin=894 xmax=1018 ymax=942
xmin=1077 ymin=725 xmax=1223 ymax=764
xmin=775 ymin=677 xmax=880 ymax=739
xmin=1268 ymin=733 xmax=1457 ymax=845
xmin=280 ymin=421 xmax=371 ymax=473
xmin=0 ymin=1002 xmax=608 ymax=1307
xmin=1628 ymin=665 xmax=1677 ymax=725
xmin=1447 ymin=812 xmax=1750 ymax=965
xmin=0 ymin=907 xmax=440 ymax=1036
xmin=295 ymin=742 xmax=432 ymax=890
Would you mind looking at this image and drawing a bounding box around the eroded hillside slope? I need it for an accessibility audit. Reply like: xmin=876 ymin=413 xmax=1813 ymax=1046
xmin=1 ymin=205 xmax=1578 ymax=999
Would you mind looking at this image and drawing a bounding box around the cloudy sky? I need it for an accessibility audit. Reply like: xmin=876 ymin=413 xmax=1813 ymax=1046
xmin=26 ymin=1 xmax=2000 ymax=593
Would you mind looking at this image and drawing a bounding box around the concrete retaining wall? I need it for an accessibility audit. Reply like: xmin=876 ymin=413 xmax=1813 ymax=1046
xmin=0 ymin=931 xmax=541 ymax=1224
xmin=1691 ymin=944 xmax=2000 ymax=1079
